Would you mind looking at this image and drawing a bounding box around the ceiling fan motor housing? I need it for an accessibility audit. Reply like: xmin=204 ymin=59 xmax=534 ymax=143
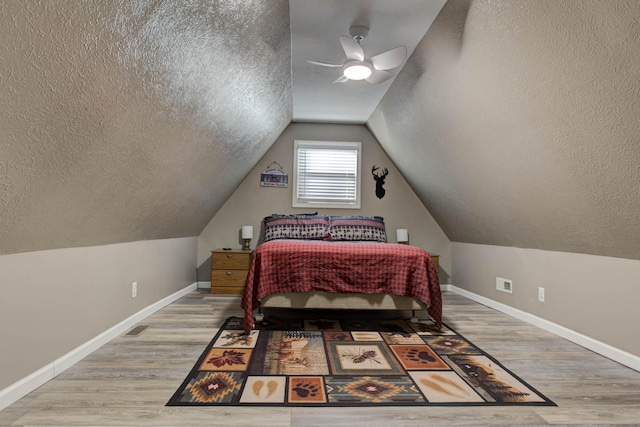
xmin=349 ymin=25 xmax=369 ymax=41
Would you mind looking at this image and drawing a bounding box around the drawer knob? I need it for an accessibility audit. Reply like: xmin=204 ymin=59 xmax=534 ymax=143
xmin=226 ymin=254 xmax=233 ymax=258
xmin=226 ymin=271 xmax=233 ymax=275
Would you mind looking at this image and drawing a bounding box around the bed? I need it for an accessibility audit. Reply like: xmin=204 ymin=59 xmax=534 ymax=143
xmin=240 ymin=214 xmax=441 ymax=331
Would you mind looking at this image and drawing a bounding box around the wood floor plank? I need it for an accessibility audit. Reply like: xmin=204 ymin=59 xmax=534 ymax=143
xmin=2 ymin=290 xmax=640 ymax=426
xmin=291 ymin=406 xmax=549 ymax=426
xmin=9 ymin=407 xmax=292 ymax=427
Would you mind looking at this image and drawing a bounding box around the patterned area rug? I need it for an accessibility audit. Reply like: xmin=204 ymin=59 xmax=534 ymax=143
xmin=167 ymin=316 xmax=555 ymax=407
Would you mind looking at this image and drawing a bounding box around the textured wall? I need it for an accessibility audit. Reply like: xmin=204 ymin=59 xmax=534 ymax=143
xmin=368 ymin=0 xmax=640 ymax=260
xmin=0 ymin=0 xmax=291 ymax=255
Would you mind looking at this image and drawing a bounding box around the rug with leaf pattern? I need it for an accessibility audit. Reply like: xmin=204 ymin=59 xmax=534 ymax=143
xmin=167 ymin=316 xmax=555 ymax=406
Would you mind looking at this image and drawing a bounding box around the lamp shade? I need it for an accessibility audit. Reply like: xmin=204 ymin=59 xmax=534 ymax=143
xmin=241 ymin=226 xmax=254 ymax=239
xmin=396 ymin=228 xmax=409 ymax=243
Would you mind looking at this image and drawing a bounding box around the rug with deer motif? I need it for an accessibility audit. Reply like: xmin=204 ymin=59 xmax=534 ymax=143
xmin=166 ymin=316 xmax=555 ymax=406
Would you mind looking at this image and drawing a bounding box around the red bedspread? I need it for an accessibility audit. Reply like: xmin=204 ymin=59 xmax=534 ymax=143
xmin=241 ymin=239 xmax=441 ymax=331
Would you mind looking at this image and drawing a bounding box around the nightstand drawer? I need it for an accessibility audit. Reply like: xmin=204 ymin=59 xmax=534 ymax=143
xmin=210 ymin=249 xmax=252 ymax=294
xmin=211 ymin=251 xmax=251 ymax=269
xmin=210 ymin=269 xmax=248 ymax=287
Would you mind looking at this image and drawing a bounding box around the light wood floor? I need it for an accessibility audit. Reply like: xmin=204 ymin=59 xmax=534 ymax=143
xmin=2 ymin=290 xmax=640 ymax=426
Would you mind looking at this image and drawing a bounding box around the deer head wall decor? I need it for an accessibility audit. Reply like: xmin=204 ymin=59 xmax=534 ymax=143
xmin=371 ymin=165 xmax=388 ymax=199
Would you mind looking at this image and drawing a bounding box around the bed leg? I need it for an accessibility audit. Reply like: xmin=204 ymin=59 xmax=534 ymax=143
xmin=410 ymin=310 xmax=418 ymax=323
xmin=254 ymin=307 xmax=264 ymax=323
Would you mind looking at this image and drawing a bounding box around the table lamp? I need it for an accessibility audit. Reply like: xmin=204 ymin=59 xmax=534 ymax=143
xmin=241 ymin=226 xmax=253 ymax=250
xmin=396 ymin=228 xmax=409 ymax=244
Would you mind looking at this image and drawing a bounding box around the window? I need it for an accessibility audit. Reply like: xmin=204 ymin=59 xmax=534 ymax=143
xmin=293 ymin=140 xmax=361 ymax=209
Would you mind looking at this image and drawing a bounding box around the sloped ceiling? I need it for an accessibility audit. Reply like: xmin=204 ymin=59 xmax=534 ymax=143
xmin=368 ymin=0 xmax=640 ymax=260
xmin=3 ymin=0 xmax=640 ymax=262
xmin=0 ymin=0 xmax=291 ymax=255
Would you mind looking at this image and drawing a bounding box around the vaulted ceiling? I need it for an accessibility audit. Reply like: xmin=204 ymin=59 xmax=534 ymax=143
xmin=2 ymin=0 xmax=640 ymax=261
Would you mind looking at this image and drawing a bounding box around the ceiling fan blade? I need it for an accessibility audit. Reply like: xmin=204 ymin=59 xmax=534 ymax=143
xmin=307 ymin=60 xmax=343 ymax=68
xmin=366 ymin=69 xmax=394 ymax=84
xmin=339 ymin=36 xmax=365 ymax=61
xmin=369 ymin=46 xmax=407 ymax=70
xmin=332 ymin=75 xmax=350 ymax=84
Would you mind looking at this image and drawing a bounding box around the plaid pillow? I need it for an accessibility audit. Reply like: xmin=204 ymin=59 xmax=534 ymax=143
xmin=328 ymin=216 xmax=387 ymax=242
xmin=263 ymin=214 xmax=331 ymax=241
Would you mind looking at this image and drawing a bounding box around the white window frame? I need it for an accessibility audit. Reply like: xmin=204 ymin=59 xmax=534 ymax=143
xmin=292 ymin=140 xmax=362 ymax=209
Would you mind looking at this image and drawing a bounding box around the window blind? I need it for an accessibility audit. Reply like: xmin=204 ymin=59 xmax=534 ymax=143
xmin=293 ymin=141 xmax=361 ymax=208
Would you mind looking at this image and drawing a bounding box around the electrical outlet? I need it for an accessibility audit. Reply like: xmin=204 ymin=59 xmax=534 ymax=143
xmin=132 ymin=282 xmax=137 ymax=298
xmin=538 ymin=286 xmax=545 ymax=302
xmin=496 ymin=277 xmax=513 ymax=294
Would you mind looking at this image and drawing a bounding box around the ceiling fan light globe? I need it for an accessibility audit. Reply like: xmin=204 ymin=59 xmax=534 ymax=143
xmin=343 ymin=63 xmax=372 ymax=80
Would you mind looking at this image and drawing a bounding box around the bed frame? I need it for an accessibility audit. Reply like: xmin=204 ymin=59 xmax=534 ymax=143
xmin=257 ymin=291 xmax=429 ymax=322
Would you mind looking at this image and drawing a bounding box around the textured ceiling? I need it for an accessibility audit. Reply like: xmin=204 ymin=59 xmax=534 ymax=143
xmin=0 ymin=0 xmax=291 ymax=255
xmin=2 ymin=0 xmax=640 ymax=263
xmin=368 ymin=0 xmax=640 ymax=260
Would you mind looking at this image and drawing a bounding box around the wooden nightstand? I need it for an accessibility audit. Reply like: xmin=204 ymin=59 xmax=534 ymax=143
xmin=210 ymin=249 xmax=252 ymax=294
xmin=429 ymin=254 xmax=439 ymax=272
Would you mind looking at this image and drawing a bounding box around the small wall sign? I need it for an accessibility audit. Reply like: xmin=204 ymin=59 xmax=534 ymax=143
xmin=260 ymin=162 xmax=288 ymax=188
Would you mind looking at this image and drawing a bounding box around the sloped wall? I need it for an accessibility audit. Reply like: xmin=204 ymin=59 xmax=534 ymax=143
xmin=0 ymin=0 xmax=291 ymax=255
xmin=369 ymin=0 xmax=640 ymax=260
xmin=369 ymin=0 xmax=640 ymax=358
xmin=198 ymin=122 xmax=450 ymax=281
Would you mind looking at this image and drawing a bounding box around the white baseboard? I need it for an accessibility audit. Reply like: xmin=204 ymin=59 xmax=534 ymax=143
xmin=0 ymin=283 xmax=197 ymax=412
xmin=4 ymin=283 xmax=637 ymax=412
xmin=443 ymin=284 xmax=640 ymax=372
xmin=197 ymin=281 xmax=211 ymax=289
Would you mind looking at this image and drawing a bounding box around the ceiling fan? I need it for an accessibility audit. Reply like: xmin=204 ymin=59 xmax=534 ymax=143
xmin=307 ymin=26 xmax=408 ymax=84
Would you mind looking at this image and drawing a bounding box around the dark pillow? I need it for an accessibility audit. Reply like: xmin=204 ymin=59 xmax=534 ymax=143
xmin=263 ymin=214 xmax=331 ymax=241
xmin=328 ymin=216 xmax=387 ymax=242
